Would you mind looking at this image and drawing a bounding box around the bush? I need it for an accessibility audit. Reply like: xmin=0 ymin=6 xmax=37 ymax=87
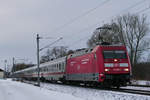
xmin=132 ymin=63 xmax=150 ymax=80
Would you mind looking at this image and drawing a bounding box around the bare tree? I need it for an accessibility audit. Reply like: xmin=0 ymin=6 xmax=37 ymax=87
xmin=87 ymin=14 xmax=150 ymax=66
xmin=40 ymin=46 xmax=68 ymax=63
xmin=116 ymin=14 xmax=150 ymax=66
xmin=147 ymin=53 xmax=150 ymax=62
xmin=12 ymin=63 xmax=35 ymax=71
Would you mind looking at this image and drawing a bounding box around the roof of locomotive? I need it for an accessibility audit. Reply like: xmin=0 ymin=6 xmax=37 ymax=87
xmin=98 ymin=45 xmax=126 ymax=50
xmin=68 ymin=44 xmax=126 ymax=58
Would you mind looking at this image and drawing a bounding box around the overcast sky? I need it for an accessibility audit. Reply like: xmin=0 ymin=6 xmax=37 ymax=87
xmin=0 ymin=0 xmax=150 ymax=70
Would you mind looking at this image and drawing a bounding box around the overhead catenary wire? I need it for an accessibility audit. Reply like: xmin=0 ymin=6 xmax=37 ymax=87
xmin=46 ymin=0 xmax=111 ymax=35
xmin=63 ymin=0 xmax=148 ymax=39
xmin=117 ymin=0 xmax=147 ymax=15
xmin=40 ymin=37 xmax=63 ymax=51
xmin=135 ymin=5 xmax=150 ymax=14
xmin=67 ymin=0 xmax=150 ymax=48
xmin=43 ymin=0 xmax=149 ymax=50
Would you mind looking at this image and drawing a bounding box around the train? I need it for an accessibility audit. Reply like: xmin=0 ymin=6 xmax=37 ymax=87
xmin=12 ymin=44 xmax=131 ymax=88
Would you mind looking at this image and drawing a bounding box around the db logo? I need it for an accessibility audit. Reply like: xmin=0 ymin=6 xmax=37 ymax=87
xmin=114 ymin=63 xmax=119 ymax=67
xmin=113 ymin=68 xmax=120 ymax=71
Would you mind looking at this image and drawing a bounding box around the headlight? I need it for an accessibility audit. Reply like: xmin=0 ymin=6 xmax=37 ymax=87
xmin=105 ymin=69 xmax=109 ymax=71
xmin=104 ymin=63 xmax=113 ymax=67
xmin=100 ymin=73 xmax=104 ymax=76
xmin=124 ymin=68 xmax=129 ymax=71
xmin=120 ymin=63 xmax=128 ymax=67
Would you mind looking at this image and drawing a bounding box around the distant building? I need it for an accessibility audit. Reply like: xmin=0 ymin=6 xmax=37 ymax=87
xmin=0 ymin=69 xmax=4 ymax=79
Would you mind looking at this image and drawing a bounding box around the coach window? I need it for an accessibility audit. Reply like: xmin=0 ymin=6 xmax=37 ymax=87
xmin=50 ymin=65 xmax=52 ymax=71
xmin=51 ymin=65 xmax=53 ymax=71
xmin=57 ymin=64 xmax=59 ymax=70
xmin=59 ymin=63 xmax=61 ymax=70
xmin=57 ymin=64 xmax=59 ymax=71
xmin=62 ymin=63 xmax=63 ymax=71
xmin=55 ymin=64 xmax=57 ymax=71
xmin=51 ymin=66 xmax=53 ymax=71
xmin=45 ymin=68 xmax=47 ymax=72
xmin=63 ymin=63 xmax=65 ymax=70
xmin=62 ymin=63 xmax=63 ymax=70
xmin=50 ymin=67 xmax=51 ymax=71
xmin=46 ymin=68 xmax=47 ymax=72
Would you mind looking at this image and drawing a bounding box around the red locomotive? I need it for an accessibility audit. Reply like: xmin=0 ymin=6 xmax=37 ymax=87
xmin=13 ymin=45 xmax=131 ymax=88
xmin=66 ymin=45 xmax=131 ymax=87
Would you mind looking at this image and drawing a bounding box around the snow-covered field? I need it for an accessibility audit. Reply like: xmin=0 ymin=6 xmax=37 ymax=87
xmin=0 ymin=79 xmax=83 ymax=100
xmin=131 ymin=80 xmax=150 ymax=86
xmin=40 ymin=82 xmax=150 ymax=100
xmin=122 ymin=86 xmax=150 ymax=91
xmin=0 ymin=79 xmax=150 ymax=100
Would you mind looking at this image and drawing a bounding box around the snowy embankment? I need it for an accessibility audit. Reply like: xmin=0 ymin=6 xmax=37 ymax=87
xmin=131 ymin=80 xmax=150 ymax=86
xmin=1 ymin=79 xmax=150 ymax=100
xmin=122 ymin=85 xmax=150 ymax=91
xmin=40 ymin=82 xmax=150 ymax=100
xmin=0 ymin=79 xmax=83 ymax=100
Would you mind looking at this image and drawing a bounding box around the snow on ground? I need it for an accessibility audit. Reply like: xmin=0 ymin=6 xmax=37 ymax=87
xmin=0 ymin=79 xmax=83 ymax=100
xmin=131 ymin=80 xmax=150 ymax=86
xmin=0 ymin=79 xmax=150 ymax=100
xmin=122 ymin=86 xmax=150 ymax=91
xmin=41 ymin=82 xmax=150 ymax=100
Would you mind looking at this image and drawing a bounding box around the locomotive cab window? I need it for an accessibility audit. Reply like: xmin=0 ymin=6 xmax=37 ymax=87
xmin=103 ymin=50 xmax=127 ymax=59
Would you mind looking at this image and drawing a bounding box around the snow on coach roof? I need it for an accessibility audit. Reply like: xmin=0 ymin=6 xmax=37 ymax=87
xmin=14 ymin=56 xmax=66 ymax=73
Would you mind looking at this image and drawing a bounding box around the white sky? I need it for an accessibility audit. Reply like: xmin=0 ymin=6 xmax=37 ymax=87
xmin=0 ymin=0 xmax=150 ymax=70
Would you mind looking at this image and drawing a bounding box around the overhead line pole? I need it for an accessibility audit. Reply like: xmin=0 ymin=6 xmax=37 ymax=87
xmin=12 ymin=57 xmax=15 ymax=77
xmin=36 ymin=34 xmax=63 ymax=87
xmin=36 ymin=34 xmax=40 ymax=87
xmin=4 ymin=60 xmax=7 ymax=79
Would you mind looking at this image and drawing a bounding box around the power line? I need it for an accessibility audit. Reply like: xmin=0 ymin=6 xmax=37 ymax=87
xmin=68 ymin=34 xmax=92 ymax=48
xmin=67 ymin=0 xmax=149 ymax=48
xmin=40 ymin=37 xmax=63 ymax=51
xmin=136 ymin=5 xmax=150 ymax=14
xmin=46 ymin=0 xmax=147 ymax=49
xmin=117 ymin=0 xmax=147 ymax=15
xmin=43 ymin=0 xmax=148 ymax=50
xmin=64 ymin=0 xmax=147 ymax=39
xmin=47 ymin=0 xmax=111 ymax=34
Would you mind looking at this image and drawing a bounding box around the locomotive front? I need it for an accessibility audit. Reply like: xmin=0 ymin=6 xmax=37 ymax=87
xmin=99 ymin=46 xmax=131 ymax=87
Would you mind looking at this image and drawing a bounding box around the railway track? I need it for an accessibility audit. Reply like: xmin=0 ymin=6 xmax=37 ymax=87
xmin=20 ymin=80 xmax=150 ymax=96
xmin=110 ymin=88 xmax=150 ymax=96
xmin=129 ymin=84 xmax=150 ymax=88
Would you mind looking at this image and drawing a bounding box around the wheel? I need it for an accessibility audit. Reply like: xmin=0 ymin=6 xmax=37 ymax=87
xmin=116 ymin=85 xmax=120 ymax=89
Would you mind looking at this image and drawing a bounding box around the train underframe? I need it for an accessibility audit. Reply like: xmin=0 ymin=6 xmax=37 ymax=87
xmin=19 ymin=73 xmax=130 ymax=89
xmin=102 ymin=74 xmax=130 ymax=88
